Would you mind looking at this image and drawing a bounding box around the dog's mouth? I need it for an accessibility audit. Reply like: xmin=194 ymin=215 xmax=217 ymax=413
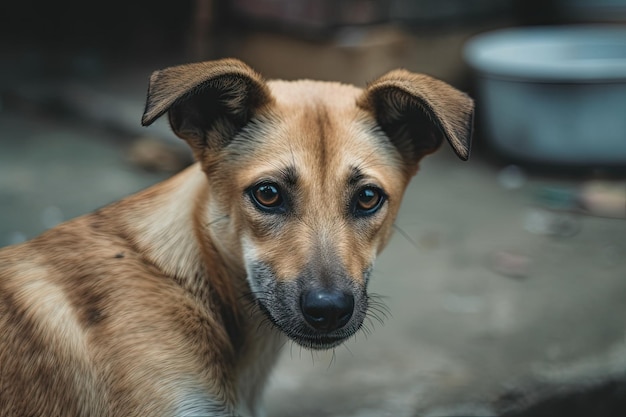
xmin=255 ymin=298 xmax=363 ymax=350
xmin=289 ymin=333 xmax=352 ymax=350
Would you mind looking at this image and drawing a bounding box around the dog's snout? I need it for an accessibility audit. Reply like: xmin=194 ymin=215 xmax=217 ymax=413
xmin=300 ymin=290 xmax=354 ymax=331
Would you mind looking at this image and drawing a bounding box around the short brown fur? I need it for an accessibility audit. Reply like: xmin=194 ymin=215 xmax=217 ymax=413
xmin=0 ymin=59 xmax=472 ymax=417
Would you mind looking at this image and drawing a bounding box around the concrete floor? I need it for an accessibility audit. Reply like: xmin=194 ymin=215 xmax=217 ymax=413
xmin=264 ymin=147 xmax=626 ymax=416
xmin=1 ymin=74 xmax=626 ymax=416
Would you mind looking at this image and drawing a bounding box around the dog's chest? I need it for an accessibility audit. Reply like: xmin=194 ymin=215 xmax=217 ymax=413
xmin=172 ymin=321 xmax=284 ymax=417
xmin=234 ymin=328 xmax=285 ymax=417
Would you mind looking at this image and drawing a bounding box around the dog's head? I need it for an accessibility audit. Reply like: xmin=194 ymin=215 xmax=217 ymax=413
xmin=142 ymin=59 xmax=473 ymax=350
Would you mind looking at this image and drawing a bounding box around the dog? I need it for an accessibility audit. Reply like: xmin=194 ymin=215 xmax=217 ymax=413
xmin=0 ymin=58 xmax=473 ymax=417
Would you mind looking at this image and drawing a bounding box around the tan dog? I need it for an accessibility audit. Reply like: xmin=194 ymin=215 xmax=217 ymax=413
xmin=0 ymin=59 xmax=473 ymax=417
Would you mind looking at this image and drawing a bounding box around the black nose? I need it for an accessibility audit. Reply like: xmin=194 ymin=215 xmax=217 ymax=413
xmin=300 ymin=290 xmax=354 ymax=331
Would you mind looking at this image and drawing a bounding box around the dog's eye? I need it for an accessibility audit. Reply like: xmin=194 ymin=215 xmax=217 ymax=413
xmin=353 ymin=186 xmax=386 ymax=216
xmin=250 ymin=183 xmax=285 ymax=213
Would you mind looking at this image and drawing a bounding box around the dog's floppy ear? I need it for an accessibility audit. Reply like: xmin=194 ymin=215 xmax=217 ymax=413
xmin=141 ymin=59 xmax=273 ymax=157
xmin=358 ymin=69 xmax=473 ymax=171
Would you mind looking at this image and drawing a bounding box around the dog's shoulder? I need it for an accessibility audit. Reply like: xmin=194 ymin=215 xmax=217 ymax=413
xmin=0 ymin=216 xmax=236 ymax=416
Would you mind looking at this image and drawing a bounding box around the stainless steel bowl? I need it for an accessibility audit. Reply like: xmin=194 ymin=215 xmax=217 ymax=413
xmin=464 ymin=25 xmax=626 ymax=164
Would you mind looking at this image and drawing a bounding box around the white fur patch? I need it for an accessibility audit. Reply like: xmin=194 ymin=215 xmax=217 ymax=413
xmin=172 ymin=385 xmax=229 ymax=417
xmin=241 ymin=236 xmax=262 ymax=294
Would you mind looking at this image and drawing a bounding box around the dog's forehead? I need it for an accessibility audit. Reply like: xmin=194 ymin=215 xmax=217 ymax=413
xmin=267 ymin=79 xmax=363 ymax=108
xmin=262 ymin=79 xmax=377 ymax=166
xmin=229 ymin=79 xmax=405 ymax=194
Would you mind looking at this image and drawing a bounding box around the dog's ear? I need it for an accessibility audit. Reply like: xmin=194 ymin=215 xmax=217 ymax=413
xmin=357 ymin=69 xmax=473 ymax=172
xmin=141 ymin=59 xmax=273 ymax=157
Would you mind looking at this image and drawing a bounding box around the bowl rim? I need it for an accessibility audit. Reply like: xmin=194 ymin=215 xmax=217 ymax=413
xmin=464 ymin=25 xmax=626 ymax=82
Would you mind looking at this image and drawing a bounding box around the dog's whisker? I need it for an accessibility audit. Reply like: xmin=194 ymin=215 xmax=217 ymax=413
xmin=368 ymin=311 xmax=389 ymax=327
xmin=206 ymin=215 xmax=229 ymax=227
xmin=361 ymin=319 xmax=374 ymax=336
xmin=238 ymin=290 xmax=272 ymax=301
xmin=254 ymin=319 xmax=269 ymax=336
xmin=370 ymin=305 xmax=391 ymax=320
xmin=366 ymin=303 xmax=389 ymax=325
xmin=369 ymin=293 xmax=392 ymax=313
xmin=368 ymin=312 xmax=386 ymax=327
xmin=341 ymin=342 xmax=354 ymax=357
xmin=392 ymin=223 xmax=418 ymax=249
xmin=327 ymin=348 xmax=338 ymax=369
xmin=368 ymin=303 xmax=391 ymax=321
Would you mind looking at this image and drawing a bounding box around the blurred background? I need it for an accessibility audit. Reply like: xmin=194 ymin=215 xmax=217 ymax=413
xmin=1 ymin=1 xmax=626 ymax=416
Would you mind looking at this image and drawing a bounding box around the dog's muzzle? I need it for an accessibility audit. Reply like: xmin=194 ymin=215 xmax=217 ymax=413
xmin=248 ymin=261 xmax=367 ymax=350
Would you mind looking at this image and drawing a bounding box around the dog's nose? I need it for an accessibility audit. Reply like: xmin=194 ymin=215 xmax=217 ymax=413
xmin=300 ymin=290 xmax=354 ymax=331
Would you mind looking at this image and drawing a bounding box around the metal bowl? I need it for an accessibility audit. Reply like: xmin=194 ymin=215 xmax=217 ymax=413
xmin=464 ymin=25 xmax=626 ymax=164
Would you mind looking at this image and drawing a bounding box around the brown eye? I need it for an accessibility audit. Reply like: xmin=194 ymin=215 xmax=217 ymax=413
xmin=250 ymin=182 xmax=284 ymax=212
xmin=353 ymin=186 xmax=386 ymax=216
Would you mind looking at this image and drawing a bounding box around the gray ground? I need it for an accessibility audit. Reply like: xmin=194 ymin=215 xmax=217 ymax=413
xmin=1 ymin=68 xmax=625 ymax=417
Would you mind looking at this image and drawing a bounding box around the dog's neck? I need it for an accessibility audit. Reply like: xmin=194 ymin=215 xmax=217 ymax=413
xmin=113 ymin=163 xmax=248 ymax=321
xmin=108 ymin=163 xmax=283 ymax=414
xmin=122 ymin=164 xmax=208 ymax=279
